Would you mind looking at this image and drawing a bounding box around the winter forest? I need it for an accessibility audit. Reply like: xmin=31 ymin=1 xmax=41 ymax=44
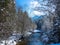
xmin=0 ymin=0 xmax=60 ymax=45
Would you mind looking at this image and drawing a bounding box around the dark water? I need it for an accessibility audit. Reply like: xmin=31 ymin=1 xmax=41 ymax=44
xmin=27 ymin=32 xmax=60 ymax=45
xmin=27 ymin=32 xmax=44 ymax=45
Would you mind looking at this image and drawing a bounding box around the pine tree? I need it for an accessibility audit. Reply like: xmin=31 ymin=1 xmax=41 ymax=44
xmin=16 ymin=8 xmax=36 ymax=36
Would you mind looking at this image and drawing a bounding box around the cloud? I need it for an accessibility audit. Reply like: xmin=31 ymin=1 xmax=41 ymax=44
xmin=32 ymin=11 xmax=46 ymax=16
xmin=28 ymin=0 xmax=55 ymax=18
xmin=30 ymin=1 xmax=40 ymax=8
xmin=33 ymin=11 xmax=41 ymax=15
xmin=28 ymin=1 xmax=42 ymax=17
xmin=28 ymin=10 xmax=45 ymax=18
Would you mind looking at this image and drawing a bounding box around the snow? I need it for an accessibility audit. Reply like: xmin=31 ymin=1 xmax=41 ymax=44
xmin=27 ymin=32 xmax=32 ymax=35
xmin=0 ymin=33 xmax=22 ymax=45
xmin=33 ymin=30 xmax=42 ymax=33
xmin=0 ymin=40 xmax=17 ymax=45
xmin=32 ymin=11 xmax=45 ymax=16
xmin=1 ymin=9 xmax=3 ymax=11
xmin=7 ymin=40 xmax=16 ymax=45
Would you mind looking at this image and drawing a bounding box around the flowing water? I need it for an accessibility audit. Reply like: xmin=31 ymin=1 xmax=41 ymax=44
xmin=27 ymin=32 xmax=60 ymax=45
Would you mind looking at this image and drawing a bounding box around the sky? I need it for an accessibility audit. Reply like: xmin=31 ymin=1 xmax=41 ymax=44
xmin=15 ymin=0 xmax=31 ymax=12
xmin=15 ymin=0 xmax=46 ymax=18
xmin=15 ymin=0 xmax=30 ymax=9
xmin=15 ymin=0 xmax=56 ymax=18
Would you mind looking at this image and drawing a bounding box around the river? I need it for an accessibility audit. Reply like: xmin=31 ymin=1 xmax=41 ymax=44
xmin=27 ymin=31 xmax=60 ymax=45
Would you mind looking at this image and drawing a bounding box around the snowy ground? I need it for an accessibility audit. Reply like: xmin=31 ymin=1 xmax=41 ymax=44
xmin=0 ymin=40 xmax=17 ymax=45
xmin=0 ymin=30 xmax=60 ymax=45
xmin=0 ymin=33 xmax=22 ymax=45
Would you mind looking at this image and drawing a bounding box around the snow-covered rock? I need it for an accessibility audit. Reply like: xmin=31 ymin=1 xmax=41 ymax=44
xmin=33 ymin=30 xmax=42 ymax=33
xmin=7 ymin=40 xmax=16 ymax=45
xmin=0 ymin=40 xmax=17 ymax=45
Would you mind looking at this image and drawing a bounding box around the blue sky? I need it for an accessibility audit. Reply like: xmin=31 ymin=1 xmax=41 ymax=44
xmin=15 ymin=0 xmax=31 ymax=11
xmin=15 ymin=0 xmax=46 ymax=18
xmin=16 ymin=0 xmax=30 ymax=6
xmin=15 ymin=0 xmax=56 ymax=18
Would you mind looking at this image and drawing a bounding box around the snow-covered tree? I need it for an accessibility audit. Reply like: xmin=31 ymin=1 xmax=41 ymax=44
xmin=0 ymin=0 xmax=16 ymax=40
xmin=16 ymin=8 xmax=36 ymax=36
xmin=30 ymin=0 xmax=59 ymax=43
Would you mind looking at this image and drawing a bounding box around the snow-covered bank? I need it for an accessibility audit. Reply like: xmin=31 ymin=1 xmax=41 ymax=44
xmin=0 ymin=40 xmax=16 ymax=45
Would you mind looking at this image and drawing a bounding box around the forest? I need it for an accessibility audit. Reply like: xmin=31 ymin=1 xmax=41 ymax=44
xmin=0 ymin=0 xmax=60 ymax=45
